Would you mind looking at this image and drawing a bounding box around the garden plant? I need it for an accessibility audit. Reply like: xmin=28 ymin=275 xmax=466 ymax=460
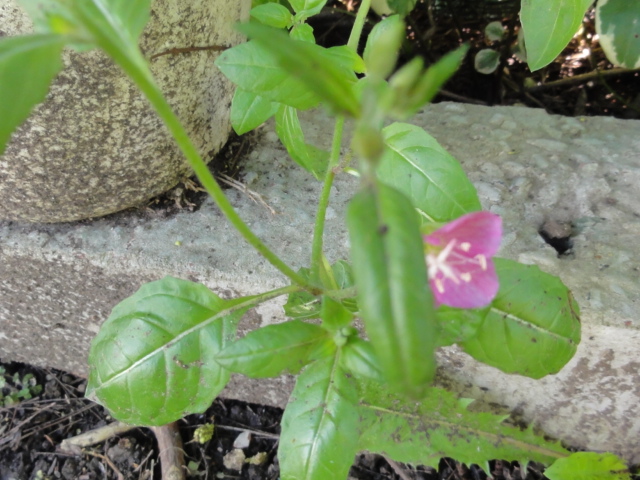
xmin=1 ymin=0 xmax=639 ymax=478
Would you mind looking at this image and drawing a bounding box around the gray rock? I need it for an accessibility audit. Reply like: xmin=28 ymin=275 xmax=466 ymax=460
xmin=0 ymin=0 xmax=250 ymax=222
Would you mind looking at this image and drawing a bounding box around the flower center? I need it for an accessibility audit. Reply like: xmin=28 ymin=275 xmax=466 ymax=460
xmin=426 ymin=239 xmax=488 ymax=294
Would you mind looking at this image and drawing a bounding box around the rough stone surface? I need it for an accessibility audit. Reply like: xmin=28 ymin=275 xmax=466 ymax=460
xmin=1 ymin=103 xmax=639 ymax=462
xmin=0 ymin=0 xmax=250 ymax=222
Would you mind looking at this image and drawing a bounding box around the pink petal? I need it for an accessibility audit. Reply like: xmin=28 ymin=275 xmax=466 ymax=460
xmin=425 ymin=211 xmax=502 ymax=257
xmin=430 ymin=259 xmax=498 ymax=309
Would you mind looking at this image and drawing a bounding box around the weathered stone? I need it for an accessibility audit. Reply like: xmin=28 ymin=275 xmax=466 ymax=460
xmin=1 ymin=103 xmax=640 ymax=463
xmin=0 ymin=0 xmax=250 ymax=222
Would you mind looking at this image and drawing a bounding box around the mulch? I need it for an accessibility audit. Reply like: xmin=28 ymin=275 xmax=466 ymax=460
xmin=1 ymin=359 xmax=556 ymax=480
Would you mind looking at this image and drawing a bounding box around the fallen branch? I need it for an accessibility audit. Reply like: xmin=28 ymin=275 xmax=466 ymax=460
xmin=59 ymin=421 xmax=136 ymax=454
xmin=152 ymin=422 xmax=186 ymax=480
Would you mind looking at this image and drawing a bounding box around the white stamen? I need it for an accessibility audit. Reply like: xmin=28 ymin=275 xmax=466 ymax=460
xmin=427 ymin=239 xmax=489 ymax=290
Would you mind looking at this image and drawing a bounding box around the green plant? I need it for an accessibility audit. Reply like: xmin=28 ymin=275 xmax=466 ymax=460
xmin=0 ymin=368 xmax=43 ymax=406
xmin=0 ymin=0 xmax=634 ymax=478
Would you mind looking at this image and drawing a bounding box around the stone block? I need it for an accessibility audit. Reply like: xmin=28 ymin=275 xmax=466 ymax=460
xmin=1 ymin=104 xmax=640 ymax=462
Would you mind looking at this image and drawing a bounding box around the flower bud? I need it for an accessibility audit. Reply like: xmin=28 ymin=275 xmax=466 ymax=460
xmin=363 ymin=15 xmax=405 ymax=79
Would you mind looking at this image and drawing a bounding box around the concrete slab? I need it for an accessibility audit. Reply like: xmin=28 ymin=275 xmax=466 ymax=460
xmin=1 ymin=103 xmax=639 ymax=462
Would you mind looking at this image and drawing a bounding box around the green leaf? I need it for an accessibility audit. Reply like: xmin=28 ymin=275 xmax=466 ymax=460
xmin=86 ymin=277 xmax=248 ymax=426
xmin=363 ymin=15 xmax=405 ymax=79
xmin=275 ymin=105 xmax=329 ymax=179
xmin=290 ymin=23 xmax=316 ymax=42
xmin=408 ymin=44 xmax=468 ymax=109
xmin=378 ymin=122 xmax=481 ymax=222
xmin=284 ymin=268 xmax=321 ymax=320
xmin=435 ymin=305 xmax=488 ymax=347
xmin=475 ymin=48 xmax=501 ymax=74
xmin=596 ymin=0 xmax=640 ymax=68
xmin=283 ymin=263 xmax=357 ymax=320
xmin=357 ymin=379 xmax=568 ymax=468
xmin=485 ymin=21 xmax=506 ymax=42
xmin=238 ymin=23 xmax=360 ymax=116
xmin=460 ymin=258 xmax=581 ymax=379
xmin=250 ymin=2 xmax=294 ymax=28
xmin=289 ymin=0 xmax=327 ymax=19
xmin=215 ymin=320 xmax=334 ymax=378
xmin=347 ymin=182 xmax=437 ymax=398
xmin=95 ymin=0 xmax=152 ymax=43
xmin=216 ymin=41 xmax=320 ymax=110
xmin=231 ymin=88 xmax=279 ymax=135
xmin=545 ymin=452 xmax=631 ymax=480
xmin=320 ymin=296 xmax=353 ymax=332
xmin=386 ymin=0 xmax=418 ymax=16
xmin=340 ymin=338 xmax=384 ymax=383
xmin=62 ymin=0 xmax=155 ymax=88
xmin=331 ymin=260 xmax=355 ymax=290
xmin=278 ymin=355 xmax=359 ymax=480
xmin=0 ymin=34 xmax=65 ymax=156
xmin=520 ymin=0 xmax=593 ymax=71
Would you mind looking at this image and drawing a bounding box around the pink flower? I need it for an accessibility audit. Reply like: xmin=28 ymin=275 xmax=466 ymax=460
xmin=424 ymin=212 xmax=502 ymax=309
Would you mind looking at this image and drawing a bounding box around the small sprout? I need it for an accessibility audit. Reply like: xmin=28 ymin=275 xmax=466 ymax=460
xmin=246 ymin=452 xmax=268 ymax=465
xmin=475 ymin=49 xmax=501 ymax=74
xmin=186 ymin=460 xmax=200 ymax=475
xmin=485 ymin=21 xmax=506 ymax=42
xmin=193 ymin=423 xmax=215 ymax=444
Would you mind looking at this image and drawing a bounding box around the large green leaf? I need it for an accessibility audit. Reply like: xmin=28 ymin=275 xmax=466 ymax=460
xmin=520 ymin=0 xmax=593 ymax=71
xmin=238 ymin=23 xmax=360 ymax=116
xmin=214 ymin=320 xmax=335 ymax=378
xmin=435 ymin=305 xmax=488 ymax=347
xmin=545 ymin=452 xmax=630 ymax=480
xmin=0 ymin=34 xmax=65 ymax=155
xmin=378 ymin=122 xmax=481 ymax=222
xmin=215 ymin=40 xmax=320 ymax=110
xmin=231 ymin=88 xmax=279 ymax=135
xmin=278 ymin=355 xmax=359 ymax=480
xmin=460 ymin=258 xmax=581 ymax=379
xmin=86 ymin=277 xmax=249 ymax=426
xmin=347 ymin=182 xmax=437 ymax=398
xmin=275 ymin=105 xmax=328 ymax=179
xmin=596 ymin=0 xmax=640 ymax=68
xmin=357 ymin=379 xmax=568 ymax=468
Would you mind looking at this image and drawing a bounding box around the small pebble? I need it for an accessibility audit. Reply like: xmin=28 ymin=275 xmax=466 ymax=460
xmin=223 ymin=449 xmax=246 ymax=471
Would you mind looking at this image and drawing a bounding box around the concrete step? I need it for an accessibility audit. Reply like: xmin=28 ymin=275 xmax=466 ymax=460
xmin=1 ymin=102 xmax=639 ymax=462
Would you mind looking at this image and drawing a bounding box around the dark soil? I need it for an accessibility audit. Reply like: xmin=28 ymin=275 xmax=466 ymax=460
xmin=0 ymin=359 xmax=556 ymax=480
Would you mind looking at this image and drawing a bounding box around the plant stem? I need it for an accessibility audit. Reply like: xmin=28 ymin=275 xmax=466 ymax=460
xmin=310 ymin=0 xmax=372 ymax=283
xmin=87 ymin=33 xmax=309 ymax=288
xmin=347 ymin=0 xmax=372 ymax=51
xmin=310 ymin=116 xmax=345 ymax=281
xmin=235 ymin=284 xmax=303 ymax=310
